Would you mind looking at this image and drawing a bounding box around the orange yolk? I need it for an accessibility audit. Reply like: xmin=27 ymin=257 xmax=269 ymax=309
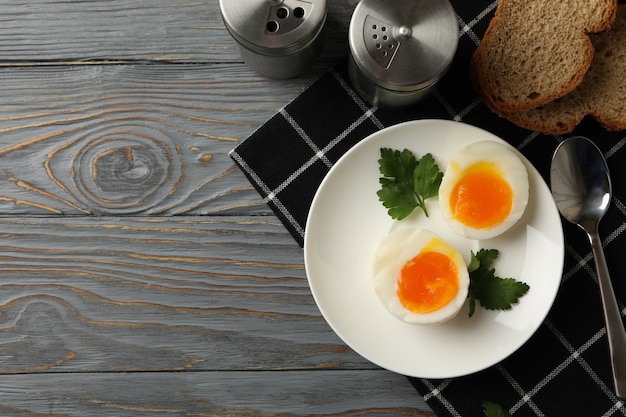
xmin=397 ymin=251 xmax=459 ymax=314
xmin=450 ymin=162 xmax=513 ymax=229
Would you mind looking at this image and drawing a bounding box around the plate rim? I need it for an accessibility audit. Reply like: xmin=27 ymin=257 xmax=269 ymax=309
xmin=303 ymin=119 xmax=564 ymax=378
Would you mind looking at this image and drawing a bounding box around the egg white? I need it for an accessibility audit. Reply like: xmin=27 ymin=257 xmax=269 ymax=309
xmin=372 ymin=228 xmax=470 ymax=325
xmin=438 ymin=141 xmax=529 ymax=240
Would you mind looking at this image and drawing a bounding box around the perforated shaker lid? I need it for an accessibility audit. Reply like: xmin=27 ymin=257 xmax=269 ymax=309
xmin=219 ymin=0 xmax=327 ymax=56
xmin=349 ymin=0 xmax=459 ymax=92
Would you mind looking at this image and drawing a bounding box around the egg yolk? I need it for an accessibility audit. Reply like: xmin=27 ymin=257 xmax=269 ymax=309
xmin=450 ymin=162 xmax=513 ymax=229
xmin=398 ymin=251 xmax=459 ymax=314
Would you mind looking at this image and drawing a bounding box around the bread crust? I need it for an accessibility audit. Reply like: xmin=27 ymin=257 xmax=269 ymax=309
xmin=470 ymin=0 xmax=617 ymax=114
xmin=502 ymin=4 xmax=626 ymax=135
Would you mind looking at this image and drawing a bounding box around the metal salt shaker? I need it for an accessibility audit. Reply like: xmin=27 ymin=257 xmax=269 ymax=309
xmin=219 ymin=0 xmax=327 ymax=79
xmin=348 ymin=0 xmax=459 ymax=109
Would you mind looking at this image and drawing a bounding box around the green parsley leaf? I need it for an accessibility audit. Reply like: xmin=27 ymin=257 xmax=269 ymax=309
xmin=483 ymin=401 xmax=511 ymax=417
xmin=413 ymin=153 xmax=443 ymax=217
xmin=467 ymin=249 xmax=530 ymax=317
xmin=469 ymin=248 xmax=499 ymax=272
xmin=377 ymin=148 xmax=442 ymax=220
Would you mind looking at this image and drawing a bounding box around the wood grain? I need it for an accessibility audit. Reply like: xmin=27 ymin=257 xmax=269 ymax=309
xmin=0 ymin=0 xmax=437 ymax=415
xmin=0 ymin=64 xmax=311 ymax=216
xmin=0 ymin=371 xmax=433 ymax=416
xmin=0 ymin=216 xmax=369 ymax=372
xmin=0 ymin=0 xmax=355 ymax=65
xmin=0 ymin=215 xmax=434 ymax=415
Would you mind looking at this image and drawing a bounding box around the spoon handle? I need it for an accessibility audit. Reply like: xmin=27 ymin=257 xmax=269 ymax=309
xmin=590 ymin=231 xmax=626 ymax=399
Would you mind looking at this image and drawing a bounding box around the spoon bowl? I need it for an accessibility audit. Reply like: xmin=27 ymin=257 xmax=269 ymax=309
xmin=551 ymin=136 xmax=626 ymax=399
xmin=551 ymin=137 xmax=611 ymax=229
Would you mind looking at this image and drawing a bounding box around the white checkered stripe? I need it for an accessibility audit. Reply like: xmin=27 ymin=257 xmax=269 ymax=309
xmin=230 ymin=69 xmax=385 ymax=241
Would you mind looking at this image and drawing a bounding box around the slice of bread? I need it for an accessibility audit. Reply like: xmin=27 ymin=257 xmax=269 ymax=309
xmin=503 ymin=4 xmax=626 ymax=135
xmin=470 ymin=0 xmax=617 ymax=114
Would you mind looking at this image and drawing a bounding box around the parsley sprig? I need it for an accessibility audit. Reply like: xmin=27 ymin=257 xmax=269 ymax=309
xmin=483 ymin=401 xmax=511 ymax=417
xmin=377 ymin=148 xmax=443 ymax=220
xmin=468 ymin=249 xmax=530 ymax=317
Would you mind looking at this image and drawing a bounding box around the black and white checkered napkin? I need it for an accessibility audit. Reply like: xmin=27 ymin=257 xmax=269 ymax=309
xmin=230 ymin=1 xmax=626 ymax=415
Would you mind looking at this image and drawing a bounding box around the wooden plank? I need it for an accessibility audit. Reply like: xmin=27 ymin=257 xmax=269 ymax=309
xmin=0 ymin=215 xmax=384 ymax=372
xmin=0 ymin=214 xmax=436 ymax=414
xmin=0 ymin=370 xmax=435 ymax=416
xmin=0 ymin=0 xmax=356 ymax=65
xmin=0 ymin=64 xmax=316 ymax=216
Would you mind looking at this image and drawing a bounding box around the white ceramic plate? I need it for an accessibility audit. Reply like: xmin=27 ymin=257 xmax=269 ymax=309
xmin=304 ymin=119 xmax=564 ymax=379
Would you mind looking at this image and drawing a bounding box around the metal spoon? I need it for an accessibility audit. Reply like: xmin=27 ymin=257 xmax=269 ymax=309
xmin=551 ymin=136 xmax=626 ymax=399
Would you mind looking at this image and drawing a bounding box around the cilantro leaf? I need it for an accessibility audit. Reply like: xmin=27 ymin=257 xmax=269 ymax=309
xmin=377 ymin=148 xmax=442 ymax=220
xmin=467 ymin=249 xmax=530 ymax=317
xmin=483 ymin=401 xmax=511 ymax=417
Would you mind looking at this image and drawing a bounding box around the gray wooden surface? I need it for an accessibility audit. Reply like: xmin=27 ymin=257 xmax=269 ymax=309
xmin=0 ymin=1 xmax=437 ymax=415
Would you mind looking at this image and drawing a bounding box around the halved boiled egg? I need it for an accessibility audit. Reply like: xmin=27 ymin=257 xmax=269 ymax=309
xmin=438 ymin=141 xmax=529 ymax=240
xmin=372 ymin=228 xmax=469 ymax=325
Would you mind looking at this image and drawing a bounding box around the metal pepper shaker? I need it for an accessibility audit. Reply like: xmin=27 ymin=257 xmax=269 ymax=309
xmin=219 ymin=0 xmax=327 ymax=79
xmin=348 ymin=0 xmax=459 ymax=109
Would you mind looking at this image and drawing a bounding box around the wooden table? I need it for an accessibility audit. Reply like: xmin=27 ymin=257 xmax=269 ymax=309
xmin=0 ymin=1 xmax=435 ymax=415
